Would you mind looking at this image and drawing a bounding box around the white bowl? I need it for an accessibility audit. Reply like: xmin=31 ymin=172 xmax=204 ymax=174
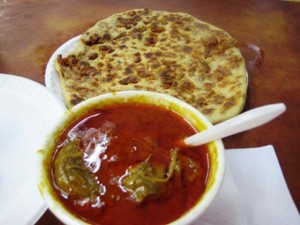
xmin=38 ymin=90 xmax=225 ymax=225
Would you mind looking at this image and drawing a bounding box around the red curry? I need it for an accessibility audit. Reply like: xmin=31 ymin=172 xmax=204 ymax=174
xmin=51 ymin=103 xmax=209 ymax=225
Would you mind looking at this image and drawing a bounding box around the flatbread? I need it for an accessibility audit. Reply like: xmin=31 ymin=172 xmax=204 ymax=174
xmin=55 ymin=9 xmax=247 ymax=124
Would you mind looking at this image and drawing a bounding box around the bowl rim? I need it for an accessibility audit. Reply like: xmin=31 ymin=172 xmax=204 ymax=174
xmin=38 ymin=90 xmax=225 ymax=225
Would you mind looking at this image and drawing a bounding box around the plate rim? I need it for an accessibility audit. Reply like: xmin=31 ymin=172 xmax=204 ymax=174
xmin=45 ymin=35 xmax=81 ymax=105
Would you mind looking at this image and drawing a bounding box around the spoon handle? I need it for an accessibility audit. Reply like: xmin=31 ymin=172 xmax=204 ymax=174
xmin=184 ymin=103 xmax=286 ymax=146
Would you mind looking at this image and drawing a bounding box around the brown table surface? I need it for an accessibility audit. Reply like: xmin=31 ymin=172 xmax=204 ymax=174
xmin=1 ymin=0 xmax=299 ymax=224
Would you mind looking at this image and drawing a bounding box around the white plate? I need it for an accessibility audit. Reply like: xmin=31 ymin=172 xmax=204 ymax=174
xmin=45 ymin=35 xmax=81 ymax=105
xmin=0 ymin=74 xmax=66 ymax=225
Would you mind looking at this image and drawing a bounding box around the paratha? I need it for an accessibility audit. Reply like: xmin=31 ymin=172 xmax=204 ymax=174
xmin=55 ymin=9 xmax=247 ymax=124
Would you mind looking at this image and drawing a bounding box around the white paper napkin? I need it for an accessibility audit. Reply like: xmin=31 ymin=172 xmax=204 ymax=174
xmin=194 ymin=145 xmax=300 ymax=225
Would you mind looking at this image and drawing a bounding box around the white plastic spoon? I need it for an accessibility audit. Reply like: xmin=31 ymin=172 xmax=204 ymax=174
xmin=184 ymin=103 xmax=286 ymax=146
